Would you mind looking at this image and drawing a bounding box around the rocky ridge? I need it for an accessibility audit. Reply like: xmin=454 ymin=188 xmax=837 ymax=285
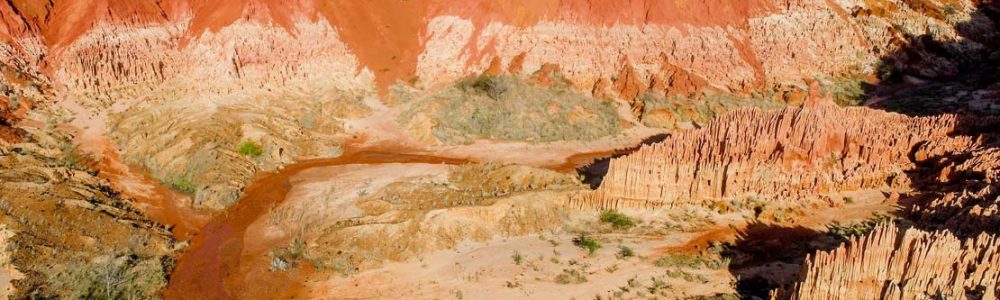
xmin=572 ymin=105 xmax=968 ymax=209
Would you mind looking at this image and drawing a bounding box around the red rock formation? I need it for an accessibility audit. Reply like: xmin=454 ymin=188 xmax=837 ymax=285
xmin=530 ymin=63 xmax=571 ymax=87
xmin=773 ymin=225 xmax=1000 ymax=299
xmin=613 ymin=62 xmax=646 ymax=114
xmin=905 ymin=120 xmax=1000 ymax=236
xmin=653 ymin=56 xmax=714 ymax=98
xmin=0 ymin=0 xmax=991 ymax=97
xmin=571 ymin=106 xmax=965 ymax=209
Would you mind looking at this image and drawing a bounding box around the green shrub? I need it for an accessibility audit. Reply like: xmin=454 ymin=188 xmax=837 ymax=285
xmin=942 ymin=4 xmax=959 ymax=17
xmin=572 ymin=235 xmax=602 ymax=255
xmin=647 ymin=277 xmax=672 ymax=294
xmin=616 ymin=246 xmax=635 ymax=259
xmin=237 ymin=141 xmax=264 ymax=157
xmin=819 ymin=76 xmax=867 ymax=106
xmin=171 ymin=176 xmax=197 ymax=194
xmin=665 ymin=269 xmax=709 ymax=283
xmin=271 ymin=236 xmax=307 ymax=271
xmin=600 ymin=210 xmax=636 ymax=230
xmin=639 ymin=90 xmax=783 ymax=129
xmin=876 ymin=61 xmax=899 ymax=83
xmin=827 ymin=221 xmax=876 ymax=239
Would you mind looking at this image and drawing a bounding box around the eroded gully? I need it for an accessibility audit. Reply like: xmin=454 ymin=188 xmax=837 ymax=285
xmin=157 ymin=145 xmax=636 ymax=299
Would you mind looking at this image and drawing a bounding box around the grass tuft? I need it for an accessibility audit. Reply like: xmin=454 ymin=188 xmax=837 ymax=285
xmin=237 ymin=141 xmax=264 ymax=157
xmin=554 ymin=268 xmax=587 ymax=284
xmin=511 ymin=251 xmax=524 ymax=266
xmin=600 ymin=210 xmax=636 ymax=230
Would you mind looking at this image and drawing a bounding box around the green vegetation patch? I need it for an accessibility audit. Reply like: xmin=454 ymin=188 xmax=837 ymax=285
xmin=171 ymin=176 xmax=197 ymax=195
xmin=817 ymin=75 xmax=868 ymax=106
xmin=616 ymin=246 xmax=635 ymax=259
xmin=653 ymin=250 xmax=730 ymax=270
xmin=826 ymin=212 xmax=898 ymax=240
xmin=237 ymin=140 xmax=264 ymax=157
xmin=375 ymin=163 xmax=583 ymax=210
xmin=599 ymin=210 xmax=636 ymax=230
xmin=572 ymin=235 xmax=602 ymax=255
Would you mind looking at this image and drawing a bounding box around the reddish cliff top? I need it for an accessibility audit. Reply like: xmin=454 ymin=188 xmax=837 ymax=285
xmin=0 ymin=0 xmax=777 ymax=90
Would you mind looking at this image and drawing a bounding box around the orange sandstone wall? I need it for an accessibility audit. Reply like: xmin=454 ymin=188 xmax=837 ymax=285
xmin=571 ymin=106 xmax=966 ymax=209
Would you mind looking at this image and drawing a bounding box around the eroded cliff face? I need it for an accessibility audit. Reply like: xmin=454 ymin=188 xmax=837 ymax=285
xmin=572 ymin=104 xmax=971 ymax=209
xmin=773 ymin=225 xmax=1000 ymax=299
xmin=0 ymin=0 xmax=994 ymax=95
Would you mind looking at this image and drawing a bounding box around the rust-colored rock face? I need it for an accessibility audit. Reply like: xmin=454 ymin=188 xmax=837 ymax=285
xmin=572 ymin=106 xmax=966 ymax=209
xmin=0 ymin=0 xmax=993 ymax=96
xmin=774 ymin=225 xmax=1000 ymax=299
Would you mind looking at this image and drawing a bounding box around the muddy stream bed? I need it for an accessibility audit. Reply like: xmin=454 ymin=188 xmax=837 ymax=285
xmin=156 ymin=146 xmax=634 ymax=299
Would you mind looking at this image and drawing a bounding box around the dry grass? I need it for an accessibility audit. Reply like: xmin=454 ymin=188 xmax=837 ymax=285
xmin=640 ymin=91 xmax=782 ymax=129
xmin=0 ymin=128 xmax=175 ymax=299
xmin=108 ymin=86 xmax=369 ymax=208
xmin=399 ymin=75 xmax=621 ymax=144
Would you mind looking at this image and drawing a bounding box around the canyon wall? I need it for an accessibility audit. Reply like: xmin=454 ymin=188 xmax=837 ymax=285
xmin=0 ymin=0 xmax=994 ymax=98
xmin=571 ymin=105 xmax=969 ymax=209
xmin=773 ymin=225 xmax=1000 ymax=299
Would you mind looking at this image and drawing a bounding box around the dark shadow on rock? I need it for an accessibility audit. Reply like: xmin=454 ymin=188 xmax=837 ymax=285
xmin=577 ymin=133 xmax=669 ymax=189
xmin=863 ymin=2 xmax=1000 ymax=117
xmin=855 ymin=2 xmax=1000 ymax=239
xmin=897 ymin=116 xmax=1000 ymax=238
xmin=721 ymin=222 xmax=845 ymax=300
